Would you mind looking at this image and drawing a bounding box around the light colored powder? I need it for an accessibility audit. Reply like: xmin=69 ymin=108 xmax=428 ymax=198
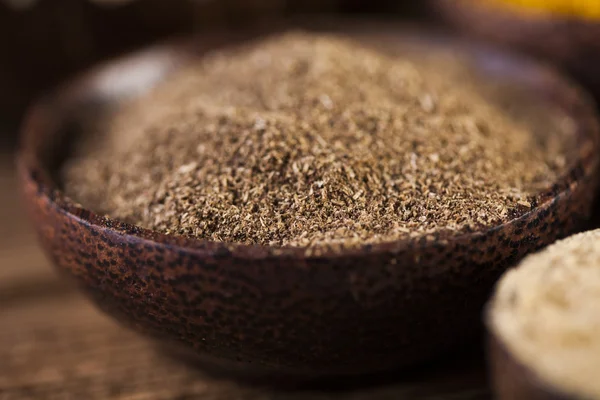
xmin=491 ymin=229 xmax=600 ymax=399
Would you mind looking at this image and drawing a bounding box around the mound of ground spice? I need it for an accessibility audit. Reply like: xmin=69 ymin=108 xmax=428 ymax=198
xmin=63 ymin=32 xmax=573 ymax=247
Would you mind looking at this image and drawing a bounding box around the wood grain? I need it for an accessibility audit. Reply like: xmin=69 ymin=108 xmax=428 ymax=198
xmin=0 ymin=153 xmax=490 ymax=399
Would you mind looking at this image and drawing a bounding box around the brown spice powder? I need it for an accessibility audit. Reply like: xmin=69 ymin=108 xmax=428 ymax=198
xmin=63 ymin=32 xmax=574 ymax=247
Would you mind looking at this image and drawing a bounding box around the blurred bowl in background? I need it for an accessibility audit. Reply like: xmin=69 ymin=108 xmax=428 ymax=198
xmin=432 ymin=0 xmax=600 ymax=100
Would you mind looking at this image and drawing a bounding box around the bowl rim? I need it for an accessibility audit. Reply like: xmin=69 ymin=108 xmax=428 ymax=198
xmin=16 ymin=18 xmax=600 ymax=260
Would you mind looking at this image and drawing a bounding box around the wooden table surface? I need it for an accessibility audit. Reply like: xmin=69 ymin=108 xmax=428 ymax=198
xmin=0 ymin=152 xmax=490 ymax=400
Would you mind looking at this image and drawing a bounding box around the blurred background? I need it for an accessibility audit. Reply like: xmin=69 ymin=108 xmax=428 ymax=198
xmin=0 ymin=0 xmax=430 ymax=150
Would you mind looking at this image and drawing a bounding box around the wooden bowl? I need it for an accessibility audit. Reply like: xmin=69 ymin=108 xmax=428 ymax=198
xmin=16 ymin=19 xmax=600 ymax=381
xmin=432 ymin=0 xmax=600 ymax=99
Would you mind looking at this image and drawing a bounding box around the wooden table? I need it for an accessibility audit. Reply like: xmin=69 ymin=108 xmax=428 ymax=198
xmin=0 ymin=153 xmax=490 ymax=400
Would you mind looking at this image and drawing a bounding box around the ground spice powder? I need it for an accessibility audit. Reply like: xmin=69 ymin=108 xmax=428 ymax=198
xmin=63 ymin=32 xmax=573 ymax=247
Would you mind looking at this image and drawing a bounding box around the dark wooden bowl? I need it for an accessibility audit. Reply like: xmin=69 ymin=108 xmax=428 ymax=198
xmin=432 ymin=0 xmax=600 ymax=99
xmin=16 ymin=18 xmax=600 ymax=381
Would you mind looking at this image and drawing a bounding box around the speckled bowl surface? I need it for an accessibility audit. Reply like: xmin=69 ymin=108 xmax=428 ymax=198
xmin=16 ymin=18 xmax=600 ymax=380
